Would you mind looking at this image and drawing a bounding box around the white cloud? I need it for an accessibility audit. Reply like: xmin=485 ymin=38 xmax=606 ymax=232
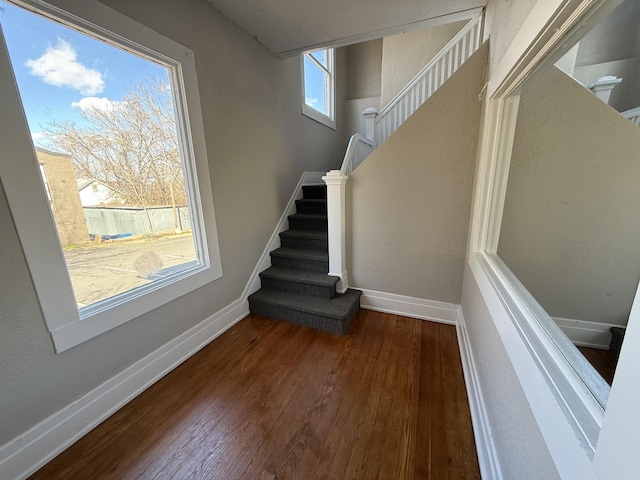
xmin=31 ymin=131 xmax=47 ymax=141
xmin=72 ymin=96 xmax=123 ymax=113
xmin=25 ymin=39 xmax=105 ymax=95
xmin=305 ymin=97 xmax=318 ymax=108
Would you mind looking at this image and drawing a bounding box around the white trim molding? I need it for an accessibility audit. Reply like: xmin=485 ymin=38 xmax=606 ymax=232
xmin=244 ymin=172 xmax=326 ymax=298
xmin=0 ymin=171 xmax=325 ymax=480
xmin=0 ymin=298 xmax=249 ymax=480
xmin=553 ymin=317 xmax=618 ymax=350
xmin=358 ymin=288 xmax=459 ymax=325
xmin=457 ymin=310 xmax=503 ymax=480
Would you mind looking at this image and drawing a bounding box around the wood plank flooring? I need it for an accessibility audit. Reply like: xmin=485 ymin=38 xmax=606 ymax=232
xmin=578 ymin=346 xmax=618 ymax=385
xmin=30 ymin=311 xmax=480 ymax=480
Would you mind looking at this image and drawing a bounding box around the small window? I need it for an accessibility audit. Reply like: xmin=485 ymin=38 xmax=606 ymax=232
xmin=302 ymin=48 xmax=335 ymax=129
xmin=0 ymin=0 xmax=222 ymax=352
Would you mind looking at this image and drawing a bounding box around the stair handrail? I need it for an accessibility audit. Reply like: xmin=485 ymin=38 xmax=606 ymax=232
xmin=339 ymin=133 xmax=374 ymax=175
xmin=373 ymin=14 xmax=482 ymax=145
xmin=321 ymin=133 xmax=374 ymax=294
xmin=621 ymin=106 xmax=640 ymax=127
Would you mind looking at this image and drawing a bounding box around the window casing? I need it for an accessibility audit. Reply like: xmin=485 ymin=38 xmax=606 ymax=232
xmin=302 ymin=48 xmax=335 ymax=129
xmin=0 ymin=0 xmax=222 ymax=352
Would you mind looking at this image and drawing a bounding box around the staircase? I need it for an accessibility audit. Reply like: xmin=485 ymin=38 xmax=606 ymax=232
xmin=248 ymin=184 xmax=362 ymax=334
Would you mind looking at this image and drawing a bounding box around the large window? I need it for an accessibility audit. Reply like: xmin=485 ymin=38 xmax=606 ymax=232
xmin=302 ymin=48 xmax=335 ymax=129
xmin=0 ymin=0 xmax=222 ymax=352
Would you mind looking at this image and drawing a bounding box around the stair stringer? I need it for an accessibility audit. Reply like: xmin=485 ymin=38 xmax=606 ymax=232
xmin=244 ymin=172 xmax=326 ymax=299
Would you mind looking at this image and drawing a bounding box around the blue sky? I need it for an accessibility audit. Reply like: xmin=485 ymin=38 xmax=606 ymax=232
xmin=0 ymin=0 xmax=168 ymax=144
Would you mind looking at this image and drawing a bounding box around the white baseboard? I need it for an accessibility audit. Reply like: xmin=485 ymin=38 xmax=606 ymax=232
xmin=358 ymin=288 xmax=459 ymax=324
xmin=552 ymin=316 xmax=618 ymax=349
xmin=0 ymin=170 xmax=328 ymax=480
xmin=457 ymin=310 xmax=503 ymax=480
xmin=244 ymin=171 xmax=327 ymax=298
xmin=0 ymin=298 xmax=249 ymax=480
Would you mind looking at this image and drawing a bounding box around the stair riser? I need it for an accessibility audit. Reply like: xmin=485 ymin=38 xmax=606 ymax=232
xmin=260 ymin=277 xmax=336 ymax=299
xmin=288 ymin=217 xmax=327 ymax=231
xmin=248 ymin=299 xmax=358 ymax=335
xmin=302 ymin=185 xmax=327 ymax=200
xmin=280 ymin=236 xmax=327 ymax=250
xmin=271 ymin=256 xmax=328 ymax=273
xmin=295 ymin=200 xmax=326 ymax=214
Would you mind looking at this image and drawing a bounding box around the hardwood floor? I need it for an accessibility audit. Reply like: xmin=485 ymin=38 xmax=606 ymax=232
xmin=30 ymin=311 xmax=480 ymax=479
xmin=578 ymin=346 xmax=618 ymax=385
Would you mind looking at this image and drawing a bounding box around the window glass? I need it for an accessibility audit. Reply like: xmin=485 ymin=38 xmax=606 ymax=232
xmin=303 ymin=54 xmax=329 ymax=115
xmin=302 ymin=48 xmax=333 ymax=126
xmin=1 ymin=0 xmax=199 ymax=311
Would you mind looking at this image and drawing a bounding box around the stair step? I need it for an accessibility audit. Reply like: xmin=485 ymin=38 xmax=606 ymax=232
xmin=288 ymin=213 xmax=327 ymax=231
xmin=295 ymin=198 xmax=326 ymax=214
xmin=270 ymin=247 xmax=328 ymax=272
xmin=260 ymin=267 xmax=338 ymax=299
xmin=248 ymin=288 xmax=362 ymax=335
xmin=302 ymin=184 xmax=327 ymax=200
xmin=280 ymin=229 xmax=327 ymax=250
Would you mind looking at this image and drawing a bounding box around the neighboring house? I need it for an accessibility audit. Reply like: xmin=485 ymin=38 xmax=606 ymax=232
xmin=76 ymin=178 xmax=124 ymax=206
xmin=36 ymin=147 xmax=89 ymax=246
xmin=1 ymin=1 xmax=639 ymax=480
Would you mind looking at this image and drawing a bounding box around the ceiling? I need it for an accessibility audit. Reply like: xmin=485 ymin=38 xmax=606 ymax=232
xmin=206 ymin=0 xmax=486 ymax=57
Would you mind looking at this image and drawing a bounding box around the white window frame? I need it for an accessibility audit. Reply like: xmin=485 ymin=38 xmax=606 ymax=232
xmin=301 ymin=48 xmax=335 ymax=129
xmin=467 ymin=0 xmax=638 ymax=477
xmin=0 ymin=0 xmax=222 ymax=352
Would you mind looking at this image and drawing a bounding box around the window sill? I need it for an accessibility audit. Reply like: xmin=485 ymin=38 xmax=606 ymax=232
xmin=302 ymin=104 xmax=336 ymax=130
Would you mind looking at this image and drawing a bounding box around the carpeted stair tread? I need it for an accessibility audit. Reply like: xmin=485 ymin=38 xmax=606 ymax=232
xmin=295 ymin=198 xmax=327 ymax=214
xmin=270 ymin=247 xmax=328 ymax=262
xmin=288 ymin=213 xmax=327 ymax=221
xmin=248 ymin=288 xmax=361 ymax=320
xmin=302 ymin=184 xmax=327 ymax=199
xmin=279 ymin=229 xmax=327 ymax=250
xmin=260 ymin=267 xmax=338 ymax=287
xmin=280 ymin=229 xmax=327 ymax=241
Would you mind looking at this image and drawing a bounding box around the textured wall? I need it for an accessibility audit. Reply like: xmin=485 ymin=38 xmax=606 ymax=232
xmin=460 ymin=267 xmax=561 ymax=479
xmin=380 ymin=21 xmax=466 ymax=107
xmin=460 ymin=0 xmax=563 ymax=477
xmin=0 ymin=0 xmax=345 ymax=446
xmin=347 ymin=43 xmax=487 ymax=304
xmin=497 ymin=66 xmax=640 ymax=325
xmin=483 ymin=0 xmax=538 ymax=76
xmin=346 ymin=39 xmax=382 ymax=100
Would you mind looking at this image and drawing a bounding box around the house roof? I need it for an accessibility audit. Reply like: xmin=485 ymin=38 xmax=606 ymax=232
xmin=206 ymin=0 xmax=486 ymax=57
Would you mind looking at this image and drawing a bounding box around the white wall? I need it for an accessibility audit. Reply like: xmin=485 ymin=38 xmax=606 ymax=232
xmin=0 ymin=0 xmax=345 ymax=448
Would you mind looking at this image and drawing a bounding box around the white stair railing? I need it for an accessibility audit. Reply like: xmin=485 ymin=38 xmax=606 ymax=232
xmin=622 ymin=107 xmax=640 ymax=127
xmin=322 ymin=134 xmax=374 ymax=293
xmin=324 ymin=13 xmax=483 ymax=293
xmin=372 ymin=15 xmax=482 ymax=145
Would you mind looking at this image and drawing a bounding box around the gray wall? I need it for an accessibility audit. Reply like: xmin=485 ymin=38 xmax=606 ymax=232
xmin=497 ymin=66 xmax=640 ymax=325
xmin=558 ymin=0 xmax=640 ymax=112
xmin=0 ymin=0 xmax=345 ymax=446
xmin=460 ymin=0 xmax=562 ymax=477
xmin=346 ymin=39 xmax=382 ymax=100
xmin=347 ymin=43 xmax=487 ymax=304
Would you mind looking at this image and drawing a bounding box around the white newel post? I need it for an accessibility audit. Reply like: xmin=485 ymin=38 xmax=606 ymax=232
xmin=323 ymin=170 xmax=349 ymax=294
xmin=362 ymin=107 xmax=378 ymax=144
xmin=589 ymin=75 xmax=622 ymax=104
